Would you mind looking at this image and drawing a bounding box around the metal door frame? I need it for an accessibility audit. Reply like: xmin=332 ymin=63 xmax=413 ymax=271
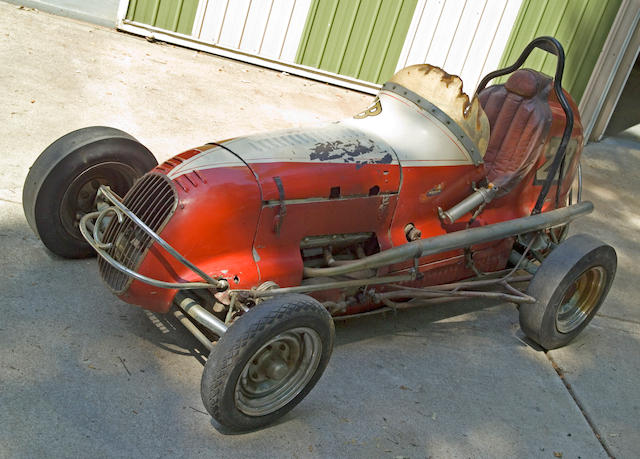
xmin=115 ymin=0 xmax=380 ymax=94
xmin=579 ymin=0 xmax=640 ymax=141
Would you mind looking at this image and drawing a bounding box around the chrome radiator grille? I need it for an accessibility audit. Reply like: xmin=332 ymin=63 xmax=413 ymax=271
xmin=98 ymin=173 xmax=178 ymax=293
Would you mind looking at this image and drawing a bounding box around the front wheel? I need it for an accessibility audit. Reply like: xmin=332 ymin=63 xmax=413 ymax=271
xmin=201 ymin=294 xmax=334 ymax=432
xmin=519 ymin=234 xmax=616 ymax=350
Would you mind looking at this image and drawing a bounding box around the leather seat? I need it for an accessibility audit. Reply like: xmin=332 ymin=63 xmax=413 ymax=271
xmin=478 ymin=69 xmax=553 ymax=195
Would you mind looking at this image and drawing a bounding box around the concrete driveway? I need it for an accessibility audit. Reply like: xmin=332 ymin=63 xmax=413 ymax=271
xmin=1 ymin=3 xmax=638 ymax=458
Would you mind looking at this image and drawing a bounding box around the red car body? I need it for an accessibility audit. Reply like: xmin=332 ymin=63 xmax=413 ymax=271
xmin=115 ymin=72 xmax=583 ymax=315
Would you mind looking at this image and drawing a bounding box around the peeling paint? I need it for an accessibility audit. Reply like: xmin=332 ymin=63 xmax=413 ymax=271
xmin=310 ymin=139 xmax=394 ymax=169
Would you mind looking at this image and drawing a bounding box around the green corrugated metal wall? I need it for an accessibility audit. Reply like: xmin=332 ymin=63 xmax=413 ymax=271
xmin=126 ymin=0 xmax=198 ymax=35
xmin=499 ymin=0 xmax=621 ymax=103
xmin=295 ymin=0 xmax=418 ymax=84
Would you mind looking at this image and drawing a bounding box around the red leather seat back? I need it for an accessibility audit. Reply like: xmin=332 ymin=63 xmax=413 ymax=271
xmin=478 ymin=69 xmax=553 ymax=194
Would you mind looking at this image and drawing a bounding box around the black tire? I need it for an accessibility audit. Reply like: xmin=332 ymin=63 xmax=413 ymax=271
xmin=520 ymin=234 xmax=616 ymax=350
xmin=201 ymin=294 xmax=334 ymax=432
xmin=23 ymin=127 xmax=157 ymax=258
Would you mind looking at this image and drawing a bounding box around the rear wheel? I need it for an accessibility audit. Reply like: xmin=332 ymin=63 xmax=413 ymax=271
xmin=23 ymin=127 xmax=157 ymax=258
xmin=201 ymin=294 xmax=334 ymax=432
xmin=519 ymin=234 xmax=616 ymax=349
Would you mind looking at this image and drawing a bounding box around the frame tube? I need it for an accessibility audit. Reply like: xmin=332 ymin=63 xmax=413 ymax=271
xmin=178 ymin=297 xmax=228 ymax=337
xmin=303 ymin=202 xmax=593 ymax=278
xmin=173 ymin=309 xmax=214 ymax=351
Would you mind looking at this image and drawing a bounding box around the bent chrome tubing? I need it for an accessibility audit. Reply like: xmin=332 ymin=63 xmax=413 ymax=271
xmin=79 ymin=186 xmax=228 ymax=292
xmin=303 ymin=201 xmax=594 ymax=278
xmin=247 ymin=273 xmax=417 ymax=298
xmin=177 ymin=296 xmax=228 ymax=337
xmin=173 ymin=309 xmax=215 ymax=350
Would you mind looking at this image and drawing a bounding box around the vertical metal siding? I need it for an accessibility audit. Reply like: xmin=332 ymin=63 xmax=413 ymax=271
xmin=295 ymin=0 xmax=418 ymax=84
xmin=197 ymin=0 xmax=312 ymax=62
xmin=126 ymin=0 xmax=199 ymax=35
xmin=499 ymin=0 xmax=622 ymax=103
xmin=395 ymin=0 xmax=523 ymax=94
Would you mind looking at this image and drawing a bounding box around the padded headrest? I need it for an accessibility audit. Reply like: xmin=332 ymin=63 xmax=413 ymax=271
xmin=504 ymin=69 xmax=551 ymax=98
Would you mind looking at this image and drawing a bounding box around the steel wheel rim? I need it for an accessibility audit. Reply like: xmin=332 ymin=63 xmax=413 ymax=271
xmin=60 ymin=162 xmax=138 ymax=240
xmin=235 ymin=327 xmax=322 ymax=417
xmin=556 ymin=266 xmax=606 ymax=333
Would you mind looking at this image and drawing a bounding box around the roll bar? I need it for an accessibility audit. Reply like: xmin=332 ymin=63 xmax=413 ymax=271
xmin=475 ymin=36 xmax=574 ymax=214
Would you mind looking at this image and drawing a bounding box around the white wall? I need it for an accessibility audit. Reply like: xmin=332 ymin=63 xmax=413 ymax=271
xmin=196 ymin=0 xmax=312 ymax=62
xmin=119 ymin=0 xmax=523 ymax=95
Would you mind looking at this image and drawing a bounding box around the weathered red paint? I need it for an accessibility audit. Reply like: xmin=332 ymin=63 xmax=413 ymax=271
xmin=117 ymin=84 xmax=584 ymax=316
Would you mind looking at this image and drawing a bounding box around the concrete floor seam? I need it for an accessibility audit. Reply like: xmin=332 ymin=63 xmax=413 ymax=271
xmin=595 ymin=313 xmax=640 ymax=326
xmin=0 ymin=198 xmax=21 ymax=205
xmin=546 ymin=353 xmax=615 ymax=458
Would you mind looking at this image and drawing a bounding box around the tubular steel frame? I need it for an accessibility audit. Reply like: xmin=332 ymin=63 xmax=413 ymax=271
xmin=80 ymin=183 xmax=593 ymax=339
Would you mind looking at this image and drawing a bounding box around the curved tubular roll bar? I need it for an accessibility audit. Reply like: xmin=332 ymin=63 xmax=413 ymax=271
xmin=475 ymin=36 xmax=574 ymax=215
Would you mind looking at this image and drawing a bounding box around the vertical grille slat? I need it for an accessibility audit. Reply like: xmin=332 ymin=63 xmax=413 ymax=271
xmin=118 ymin=185 xmax=159 ymax=271
xmin=128 ymin=175 xmax=159 ymax=211
xmin=98 ymin=173 xmax=178 ymax=293
xmin=122 ymin=176 xmax=162 ymax=266
xmin=146 ymin=188 xmax=174 ymax=230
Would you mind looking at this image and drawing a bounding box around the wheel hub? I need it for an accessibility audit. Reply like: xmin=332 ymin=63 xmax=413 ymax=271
xmin=59 ymin=162 xmax=138 ymax=241
xmin=235 ymin=327 xmax=322 ymax=417
xmin=266 ymin=359 xmax=289 ymax=380
xmin=556 ymin=266 xmax=606 ymax=334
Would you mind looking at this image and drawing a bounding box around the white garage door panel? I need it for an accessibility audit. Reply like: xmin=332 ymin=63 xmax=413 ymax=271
xmin=396 ymin=0 xmax=523 ymax=94
xmin=196 ymin=0 xmax=311 ymax=62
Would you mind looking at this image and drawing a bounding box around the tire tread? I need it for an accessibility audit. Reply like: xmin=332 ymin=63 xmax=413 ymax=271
xmin=201 ymin=294 xmax=333 ymax=431
xmin=520 ymin=234 xmax=616 ymax=349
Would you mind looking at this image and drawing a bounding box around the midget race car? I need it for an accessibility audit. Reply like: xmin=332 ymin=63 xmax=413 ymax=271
xmin=23 ymin=37 xmax=616 ymax=432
